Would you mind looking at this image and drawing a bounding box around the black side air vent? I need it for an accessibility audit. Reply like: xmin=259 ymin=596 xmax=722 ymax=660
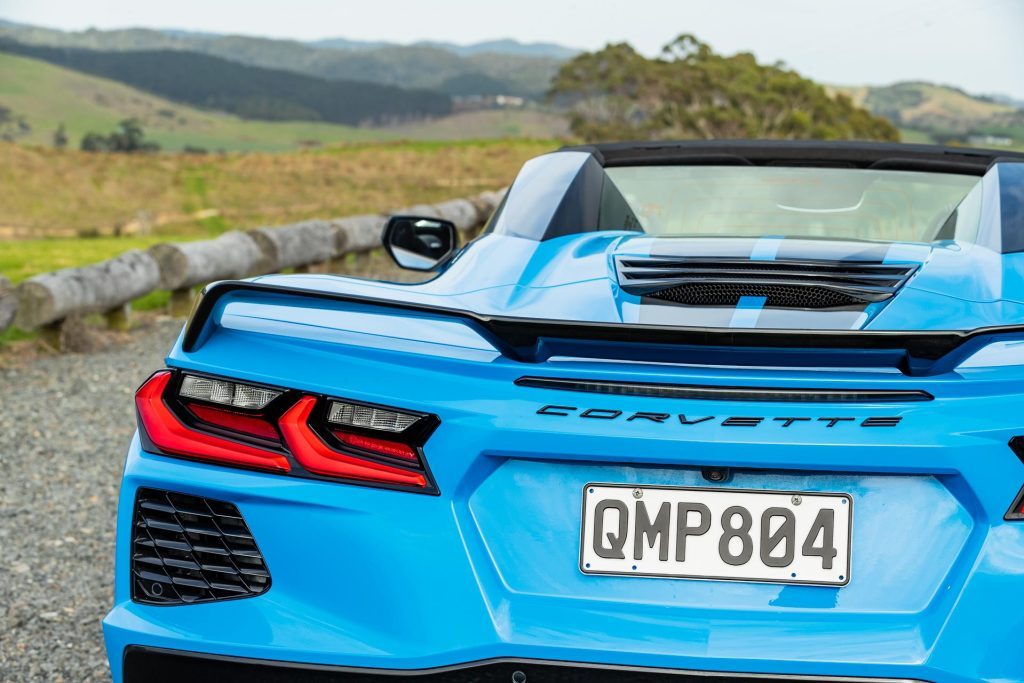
xmin=616 ymin=256 xmax=919 ymax=310
xmin=131 ymin=488 xmax=270 ymax=605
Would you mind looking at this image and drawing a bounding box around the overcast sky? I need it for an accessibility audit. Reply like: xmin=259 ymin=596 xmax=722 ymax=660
xmin=4 ymin=0 xmax=1023 ymax=99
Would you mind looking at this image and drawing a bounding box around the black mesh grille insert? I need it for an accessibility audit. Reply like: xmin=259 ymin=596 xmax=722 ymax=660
xmin=131 ymin=488 xmax=270 ymax=605
xmin=651 ymin=282 xmax=860 ymax=309
xmin=616 ymin=256 xmax=918 ymax=310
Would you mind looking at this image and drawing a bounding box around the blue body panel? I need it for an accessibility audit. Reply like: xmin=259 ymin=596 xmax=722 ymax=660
xmin=104 ymin=149 xmax=1024 ymax=682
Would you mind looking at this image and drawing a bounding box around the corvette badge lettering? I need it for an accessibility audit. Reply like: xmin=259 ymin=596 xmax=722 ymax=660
xmin=537 ymin=405 xmax=901 ymax=427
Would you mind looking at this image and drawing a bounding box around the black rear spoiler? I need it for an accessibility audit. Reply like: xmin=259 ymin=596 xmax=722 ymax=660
xmin=183 ymin=280 xmax=1024 ymax=376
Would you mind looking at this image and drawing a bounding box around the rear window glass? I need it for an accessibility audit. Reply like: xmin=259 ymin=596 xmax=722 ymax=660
xmin=599 ymin=166 xmax=983 ymax=244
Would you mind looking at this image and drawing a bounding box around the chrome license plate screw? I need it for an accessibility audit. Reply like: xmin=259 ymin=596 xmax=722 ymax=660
xmin=633 ymin=488 xmax=643 ymax=499
xmin=791 ymin=495 xmax=802 ymax=505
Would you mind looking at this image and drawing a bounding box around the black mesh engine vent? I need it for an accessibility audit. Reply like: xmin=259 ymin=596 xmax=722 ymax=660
xmin=652 ymin=282 xmax=860 ymax=308
xmin=616 ymin=256 xmax=918 ymax=310
xmin=131 ymin=488 xmax=270 ymax=605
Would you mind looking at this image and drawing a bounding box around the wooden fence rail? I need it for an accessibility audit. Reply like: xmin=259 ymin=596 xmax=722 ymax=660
xmin=0 ymin=188 xmax=505 ymax=348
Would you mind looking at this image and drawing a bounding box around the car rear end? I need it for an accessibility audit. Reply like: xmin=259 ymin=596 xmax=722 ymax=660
xmin=104 ymin=143 xmax=1024 ymax=682
xmin=103 ymin=283 xmax=1024 ymax=683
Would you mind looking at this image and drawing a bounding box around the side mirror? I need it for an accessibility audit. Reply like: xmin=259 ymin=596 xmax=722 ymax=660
xmin=382 ymin=215 xmax=458 ymax=271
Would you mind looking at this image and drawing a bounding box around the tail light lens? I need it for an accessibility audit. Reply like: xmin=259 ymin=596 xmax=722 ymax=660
xmin=179 ymin=374 xmax=280 ymax=409
xmin=327 ymin=401 xmax=419 ymax=432
xmin=135 ymin=370 xmax=438 ymax=493
xmin=185 ymin=403 xmax=281 ymax=441
xmin=136 ymin=372 xmax=290 ymax=473
xmin=332 ymin=431 xmax=418 ymax=461
xmin=280 ymin=397 xmax=427 ymax=488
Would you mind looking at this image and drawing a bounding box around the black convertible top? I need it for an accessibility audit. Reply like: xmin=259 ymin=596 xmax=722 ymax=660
xmin=559 ymin=140 xmax=1024 ymax=176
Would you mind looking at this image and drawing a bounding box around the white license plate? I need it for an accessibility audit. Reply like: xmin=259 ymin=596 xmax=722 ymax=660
xmin=580 ymin=484 xmax=852 ymax=586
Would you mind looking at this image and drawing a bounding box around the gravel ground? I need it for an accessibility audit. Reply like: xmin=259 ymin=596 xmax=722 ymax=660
xmin=0 ymin=317 xmax=183 ymax=682
xmin=0 ymin=257 xmax=417 ymax=682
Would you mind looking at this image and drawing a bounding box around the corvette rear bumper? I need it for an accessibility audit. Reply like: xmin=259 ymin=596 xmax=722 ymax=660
xmin=104 ymin=436 xmax=1024 ymax=683
xmin=122 ymin=647 xmax=928 ymax=683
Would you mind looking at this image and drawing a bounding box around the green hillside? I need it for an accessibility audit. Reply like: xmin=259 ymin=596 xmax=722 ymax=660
xmin=0 ymin=52 xmax=393 ymax=151
xmin=0 ymin=41 xmax=452 ymax=125
xmin=0 ymin=21 xmax=561 ymax=97
xmin=835 ymin=82 xmax=1024 ymax=151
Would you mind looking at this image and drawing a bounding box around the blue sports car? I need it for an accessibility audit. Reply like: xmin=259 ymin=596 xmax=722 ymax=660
xmin=104 ymin=141 xmax=1024 ymax=682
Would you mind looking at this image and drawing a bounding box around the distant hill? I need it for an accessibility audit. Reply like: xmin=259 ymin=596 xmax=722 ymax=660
xmin=988 ymin=94 xmax=1024 ymax=110
xmin=411 ymin=39 xmax=578 ymax=60
xmin=303 ymin=37 xmax=393 ymax=51
xmin=0 ymin=52 xmax=392 ymax=151
xmin=310 ymin=36 xmax=579 ymax=60
xmin=835 ymin=81 xmax=1024 ymax=150
xmin=0 ymin=20 xmax=563 ymax=97
xmin=0 ymin=41 xmax=452 ymax=125
xmin=7 ymin=19 xmax=1018 ymax=149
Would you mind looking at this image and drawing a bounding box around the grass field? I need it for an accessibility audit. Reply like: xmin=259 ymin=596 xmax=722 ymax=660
xmin=896 ymin=128 xmax=934 ymax=144
xmin=0 ymin=138 xmax=559 ymax=282
xmin=391 ymin=109 xmax=569 ymax=139
xmin=0 ymin=235 xmax=172 ymax=284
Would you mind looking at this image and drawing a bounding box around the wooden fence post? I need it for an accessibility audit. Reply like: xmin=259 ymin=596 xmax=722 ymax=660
xmin=105 ymin=303 xmax=132 ymax=331
xmin=168 ymin=288 xmax=195 ymax=317
xmin=0 ymin=275 xmax=16 ymax=335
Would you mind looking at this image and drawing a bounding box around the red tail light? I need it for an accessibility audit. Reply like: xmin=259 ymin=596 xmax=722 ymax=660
xmin=280 ymin=397 xmax=427 ymax=488
xmin=135 ymin=370 xmax=437 ymax=492
xmin=332 ymin=430 xmax=418 ymax=461
xmin=136 ymin=372 xmax=290 ymax=473
xmin=186 ymin=403 xmax=281 ymax=441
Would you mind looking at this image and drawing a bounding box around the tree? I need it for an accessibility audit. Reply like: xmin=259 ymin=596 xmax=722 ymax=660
xmin=107 ymin=118 xmax=161 ymax=152
xmin=80 ymin=131 xmax=111 ymax=152
xmin=80 ymin=119 xmax=161 ymax=153
xmin=53 ymin=123 xmax=68 ymax=149
xmin=548 ymin=35 xmax=899 ymax=143
xmin=0 ymin=106 xmax=32 ymax=142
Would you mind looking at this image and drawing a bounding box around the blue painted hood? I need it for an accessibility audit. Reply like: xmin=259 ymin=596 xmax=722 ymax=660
xmin=252 ymin=232 xmax=1024 ymax=331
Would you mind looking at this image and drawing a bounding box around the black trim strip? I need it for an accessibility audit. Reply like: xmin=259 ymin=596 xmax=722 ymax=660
xmin=1005 ymin=439 xmax=1024 ymax=521
xmin=1011 ymin=436 xmax=1024 ymax=466
xmin=182 ymin=281 xmax=1024 ymax=376
xmin=561 ymin=140 xmax=1024 ymax=175
xmin=123 ymin=646 xmax=929 ymax=683
xmin=515 ymin=377 xmax=933 ymax=403
xmin=999 ymin=162 xmax=1024 ymax=253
